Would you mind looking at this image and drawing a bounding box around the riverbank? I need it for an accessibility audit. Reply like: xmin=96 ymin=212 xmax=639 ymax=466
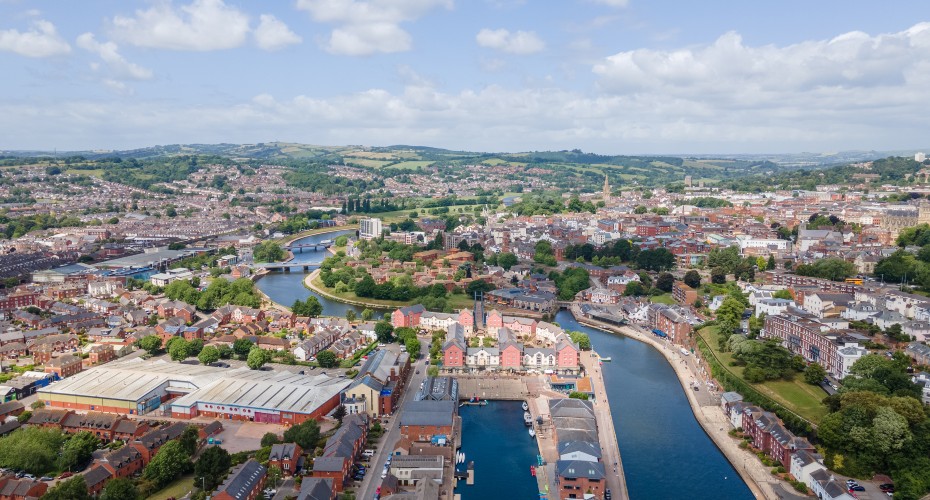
xmin=580 ymin=350 xmax=630 ymax=500
xmin=277 ymin=225 xmax=358 ymax=246
xmin=303 ymin=269 xmax=402 ymax=310
xmin=570 ymin=305 xmax=777 ymax=500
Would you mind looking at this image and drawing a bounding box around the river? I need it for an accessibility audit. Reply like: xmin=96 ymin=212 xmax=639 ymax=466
xmin=255 ymin=229 xmax=390 ymax=318
xmin=255 ymin=234 xmax=752 ymax=499
xmin=555 ymin=310 xmax=753 ymax=500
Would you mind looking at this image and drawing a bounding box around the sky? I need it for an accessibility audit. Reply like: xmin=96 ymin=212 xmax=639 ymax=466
xmin=2 ymin=0 xmax=930 ymax=155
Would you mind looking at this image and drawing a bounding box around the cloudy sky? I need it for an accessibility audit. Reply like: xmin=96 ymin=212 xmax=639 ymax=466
xmin=2 ymin=0 xmax=930 ymax=154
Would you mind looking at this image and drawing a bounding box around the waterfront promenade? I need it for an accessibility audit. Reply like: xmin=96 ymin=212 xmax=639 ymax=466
xmin=571 ymin=305 xmax=794 ymax=500
xmin=581 ymin=350 xmax=630 ymax=500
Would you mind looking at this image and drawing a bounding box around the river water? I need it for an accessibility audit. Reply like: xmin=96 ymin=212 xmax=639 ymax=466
xmin=555 ymin=310 xmax=752 ymax=500
xmin=255 ymin=229 xmax=390 ymax=318
xmin=255 ymin=233 xmax=752 ymax=499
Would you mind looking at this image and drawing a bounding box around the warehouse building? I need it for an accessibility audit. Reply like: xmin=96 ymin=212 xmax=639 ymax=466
xmin=37 ymin=359 xmax=352 ymax=423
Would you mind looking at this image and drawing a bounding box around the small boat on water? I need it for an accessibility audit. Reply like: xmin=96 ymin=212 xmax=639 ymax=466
xmin=530 ymin=465 xmax=536 ymax=477
xmin=456 ymin=451 xmax=465 ymax=464
xmin=599 ymin=356 xmax=612 ymax=362
xmin=523 ymin=412 xmax=533 ymax=426
xmin=522 ymin=401 xmax=529 ymax=411
xmin=529 ymin=428 xmax=536 ymax=438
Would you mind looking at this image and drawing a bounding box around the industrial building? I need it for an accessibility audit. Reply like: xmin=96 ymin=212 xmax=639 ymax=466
xmin=37 ymin=359 xmax=352 ymax=423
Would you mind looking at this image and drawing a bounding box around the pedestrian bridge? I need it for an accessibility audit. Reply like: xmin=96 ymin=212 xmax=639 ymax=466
xmin=255 ymin=262 xmax=321 ymax=272
xmin=284 ymin=240 xmax=332 ymax=253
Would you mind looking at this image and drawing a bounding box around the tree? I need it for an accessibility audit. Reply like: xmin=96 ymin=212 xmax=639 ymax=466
xmin=168 ymin=338 xmax=191 ymax=361
xmin=710 ymin=267 xmax=727 ymax=284
xmin=291 ymin=296 xmax=323 ymax=317
xmin=361 ymin=309 xmax=374 ymax=321
xmin=138 ymin=335 xmax=163 ymax=354
xmin=232 ymin=338 xmax=254 ymax=359
xmin=803 ymin=363 xmax=827 ymax=385
xmin=375 ymin=321 xmax=394 ymax=343
xmin=253 ymin=241 xmax=285 ymax=263
xmin=194 ymin=446 xmax=231 ymax=491
xmin=42 ymin=477 xmax=91 ymax=500
xmin=144 ymin=440 xmax=192 ymax=487
xmin=683 ymin=270 xmax=701 ymax=289
xmin=101 ymin=478 xmax=138 ymax=500
xmin=198 ymin=345 xmax=221 ymax=365
xmin=766 ymin=255 xmax=776 ymax=270
xmin=261 ymin=432 xmax=281 ymax=448
xmin=498 ymin=252 xmax=518 ymax=270
xmin=345 ymin=310 xmax=357 ymax=322
xmin=772 ymin=289 xmax=793 ymax=300
xmin=568 ymin=331 xmax=591 ymax=350
xmin=267 ymin=465 xmax=283 ymax=491
xmin=247 ymin=348 xmax=269 ymax=370
xmin=623 ymin=281 xmax=645 ymax=296
xmin=333 ymin=405 xmax=347 ymax=424
xmin=568 ymin=392 xmax=589 ymax=400
xmin=316 ymin=350 xmax=339 ymax=368
xmin=58 ymin=431 xmax=99 ymax=471
xmin=656 ymin=272 xmax=675 ymax=293
xmin=179 ymin=425 xmax=200 ymax=455
xmin=282 ymin=420 xmax=321 ymax=450
xmin=427 ymin=366 xmax=439 ymax=377
xmin=30 ymin=400 xmax=45 ymax=410
xmin=405 ymin=337 xmax=421 ymax=357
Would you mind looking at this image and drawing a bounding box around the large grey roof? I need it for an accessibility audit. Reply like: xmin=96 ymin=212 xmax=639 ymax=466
xmin=217 ymin=459 xmax=266 ymax=500
xmin=400 ymin=400 xmax=455 ymax=427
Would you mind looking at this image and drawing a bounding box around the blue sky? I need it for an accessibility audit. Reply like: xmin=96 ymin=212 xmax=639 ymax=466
xmin=2 ymin=0 xmax=930 ymax=154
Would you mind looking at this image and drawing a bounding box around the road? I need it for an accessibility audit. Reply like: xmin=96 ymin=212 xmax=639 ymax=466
xmin=356 ymin=338 xmax=429 ymax=500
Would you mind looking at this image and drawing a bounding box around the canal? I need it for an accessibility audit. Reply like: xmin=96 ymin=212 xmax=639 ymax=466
xmin=456 ymin=401 xmax=540 ymax=500
xmin=255 ymin=235 xmax=752 ymax=499
xmin=255 ymin=229 xmax=390 ymax=318
xmin=555 ymin=310 xmax=753 ymax=500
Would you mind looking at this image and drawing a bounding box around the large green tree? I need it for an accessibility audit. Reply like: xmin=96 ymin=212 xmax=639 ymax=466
xmin=198 ymin=345 xmax=221 ymax=365
xmin=143 ymin=440 xmax=192 ymax=487
xmin=58 ymin=432 xmax=99 ymax=472
xmin=247 ymin=348 xmax=270 ymax=370
xmin=100 ymin=478 xmax=138 ymax=500
xmin=282 ymin=420 xmax=321 ymax=451
xmin=42 ymin=476 xmax=91 ymax=500
xmin=194 ymin=445 xmax=232 ymax=491
xmin=316 ymin=350 xmax=339 ymax=368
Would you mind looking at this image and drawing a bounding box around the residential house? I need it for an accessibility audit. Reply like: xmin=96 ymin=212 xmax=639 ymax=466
xmin=213 ymin=459 xmax=267 ymax=500
xmin=269 ymin=443 xmax=303 ymax=476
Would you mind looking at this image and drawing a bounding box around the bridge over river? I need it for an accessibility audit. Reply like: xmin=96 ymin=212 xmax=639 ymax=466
xmin=284 ymin=240 xmax=332 ymax=253
xmin=255 ymin=262 xmax=321 ymax=272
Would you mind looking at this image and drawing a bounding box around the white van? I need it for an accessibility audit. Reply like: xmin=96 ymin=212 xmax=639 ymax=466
xmin=362 ymin=449 xmax=375 ymax=458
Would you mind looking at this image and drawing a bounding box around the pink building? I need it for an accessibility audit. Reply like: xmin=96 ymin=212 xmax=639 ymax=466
xmin=392 ymin=304 xmax=425 ymax=328
xmin=555 ymin=334 xmax=580 ymax=369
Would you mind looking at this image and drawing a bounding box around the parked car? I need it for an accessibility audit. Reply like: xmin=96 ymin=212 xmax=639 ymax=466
xmin=605 ymin=489 xmax=611 ymax=500
xmin=39 ymin=476 xmax=53 ymax=482
xmin=880 ymin=484 xmax=895 ymax=492
xmin=850 ymin=486 xmax=866 ymax=492
xmin=58 ymin=472 xmax=73 ymax=479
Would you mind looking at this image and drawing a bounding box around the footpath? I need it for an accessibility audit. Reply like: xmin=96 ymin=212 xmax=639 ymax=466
xmin=580 ymin=350 xmax=630 ymax=500
xmin=571 ymin=306 xmax=785 ymax=500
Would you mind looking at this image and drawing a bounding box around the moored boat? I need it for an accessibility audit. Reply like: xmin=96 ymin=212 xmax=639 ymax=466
xmin=522 ymin=401 xmax=529 ymax=411
xmin=529 ymin=428 xmax=536 ymax=438
xmin=599 ymin=356 xmax=612 ymax=362
xmin=523 ymin=411 xmax=533 ymax=426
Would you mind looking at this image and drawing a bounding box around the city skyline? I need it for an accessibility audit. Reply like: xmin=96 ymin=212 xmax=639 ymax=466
xmin=2 ymin=1 xmax=930 ymax=154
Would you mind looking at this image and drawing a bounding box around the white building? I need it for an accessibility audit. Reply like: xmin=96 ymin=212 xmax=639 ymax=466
xmin=837 ymin=344 xmax=869 ymax=379
xmin=755 ymin=298 xmax=794 ymax=318
xmin=149 ymin=268 xmax=193 ymax=287
xmin=359 ymin=217 xmax=383 ymax=240
xmin=917 ymin=152 xmax=926 ymax=162
xmin=735 ymin=236 xmax=792 ymax=253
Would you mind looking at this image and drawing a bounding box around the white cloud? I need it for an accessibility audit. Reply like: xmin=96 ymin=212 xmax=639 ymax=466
xmin=77 ymin=33 xmax=153 ymax=81
xmin=296 ymin=0 xmax=452 ymax=56
xmin=476 ymin=28 xmax=544 ymax=54
xmin=254 ymin=14 xmax=302 ymax=51
xmin=110 ymin=0 xmax=250 ymax=51
xmin=0 ymin=19 xmax=71 ymax=57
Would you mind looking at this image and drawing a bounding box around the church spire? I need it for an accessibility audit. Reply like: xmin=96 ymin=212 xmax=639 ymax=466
xmin=603 ymin=174 xmax=610 ymax=201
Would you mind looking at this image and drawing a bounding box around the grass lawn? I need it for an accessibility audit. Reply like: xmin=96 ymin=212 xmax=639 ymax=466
xmin=650 ymin=293 xmax=676 ymax=305
xmin=146 ymin=474 xmax=194 ymax=500
xmin=698 ymin=327 xmax=829 ymax=424
xmin=65 ymin=168 xmax=104 ymax=177
xmin=273 ymin=225 xmax=357 ymax=243
xmin=385 ymin=160 xmax=434 ymax=170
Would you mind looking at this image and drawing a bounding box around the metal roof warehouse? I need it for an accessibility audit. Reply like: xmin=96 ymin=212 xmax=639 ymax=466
xmin=37 ymin=359 xmax=352 ymax=423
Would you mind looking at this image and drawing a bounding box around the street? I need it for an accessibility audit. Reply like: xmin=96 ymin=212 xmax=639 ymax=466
xmin=355 ymin=338 xmax=429 ymax=500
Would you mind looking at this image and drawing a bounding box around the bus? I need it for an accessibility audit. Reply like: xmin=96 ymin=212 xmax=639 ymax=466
xmin=844 ymin=277 xmax=864 ymax=285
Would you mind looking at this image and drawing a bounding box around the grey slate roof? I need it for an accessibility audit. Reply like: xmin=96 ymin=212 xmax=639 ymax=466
xmin=556 ymin=460 xmax=605 ymax=480
xmin=297 ymin=477 xmax=334 ymax=500
xmin=216 ymin=459 xmax=267 ymax=500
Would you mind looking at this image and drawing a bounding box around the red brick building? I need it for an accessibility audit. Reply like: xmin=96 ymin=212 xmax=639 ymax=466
xmin=213 ymin=459 xmax=267 ymax=500
xmin=269 ymin=443 xmax=303 ymax=476
xmin=44 ymin=354 xmax=83 ymax=379
xmin=672 ymin=281 xmax=697 ymax=306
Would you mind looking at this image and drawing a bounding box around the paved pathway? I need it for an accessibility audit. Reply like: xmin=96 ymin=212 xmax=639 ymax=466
xmin=573 ymin=308 xmax=787 ymax=500
xmin=581 ymin=350 xmax=629 ymax=500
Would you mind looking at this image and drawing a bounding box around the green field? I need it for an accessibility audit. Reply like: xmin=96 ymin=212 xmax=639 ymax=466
xmin=698 ymin=327 xmax=829 ymax=423
xmin=650 ymin=293 xmax=676 ymax=305
xmin=347 ymin=158 xmax=392 ymax=168
xmin=65 ymin=168 xmax=104 ymax=177
xmin=385 ymin=160 xmax=434 ymax=170
xmin=146 ymin=474 xmax=194 ymax=500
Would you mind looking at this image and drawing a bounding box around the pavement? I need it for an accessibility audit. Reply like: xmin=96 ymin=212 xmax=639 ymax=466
xmin=355 ymin=337 xmax=431 ymax=500
xmin=580 ymin=350 xmax=629 ymax=500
